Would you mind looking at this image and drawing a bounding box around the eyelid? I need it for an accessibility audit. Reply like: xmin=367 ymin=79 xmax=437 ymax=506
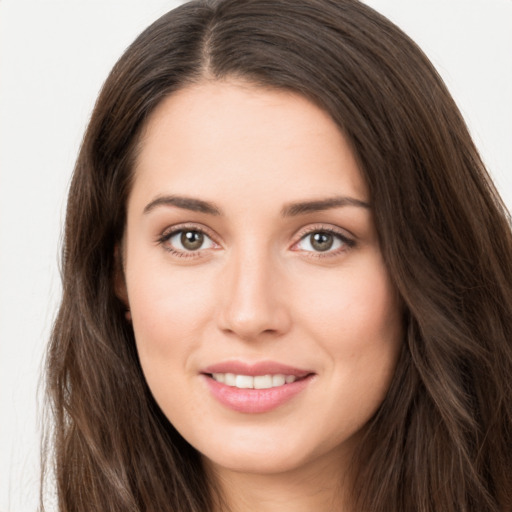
xmin=291 ymin=223 xmax=356 ymax=255
xmin=294 ymin=223 xmax=354 ymax=241
xmin=156 ymin=223 xmax=222 ymax=256
xmin=158 ymin=222 xmax=220 ymax=243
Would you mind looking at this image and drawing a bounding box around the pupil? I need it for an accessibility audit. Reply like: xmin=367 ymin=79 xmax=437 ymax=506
xmin=181 ymin=231 xmax=204 ymax=250
xmin=311 ymin=232 xmax=333 ymax=251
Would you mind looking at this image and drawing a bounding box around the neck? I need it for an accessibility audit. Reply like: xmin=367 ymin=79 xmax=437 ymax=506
xmin=205 ymin=453 xmax=354 ymax=512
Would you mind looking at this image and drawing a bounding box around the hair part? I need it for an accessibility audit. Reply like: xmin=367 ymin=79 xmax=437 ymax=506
xmin=44 ymin=1 xmax=512 ymax=511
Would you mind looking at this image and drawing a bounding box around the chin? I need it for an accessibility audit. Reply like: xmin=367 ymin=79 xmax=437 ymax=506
xmin=203 ymin=446 xmax=309 ymax=476
xmin=191 ymin=420 xmax=356 ymax=478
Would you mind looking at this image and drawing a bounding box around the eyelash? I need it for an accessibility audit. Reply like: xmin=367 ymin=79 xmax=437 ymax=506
xmin=156 ymin=224 xmax=355 ymax=259
xmin=157 ymin=223 xmax=219 ymax=259
xmin=292 ymin=225 xmax=355 ymax=259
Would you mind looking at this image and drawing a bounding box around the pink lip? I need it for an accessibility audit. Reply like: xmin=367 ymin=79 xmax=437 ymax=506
xmin=201 ymin=360 xmax=314 ymax=414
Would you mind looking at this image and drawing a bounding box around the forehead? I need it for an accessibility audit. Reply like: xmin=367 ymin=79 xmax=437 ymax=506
xmin=130 ymin=80 xmax=368 ymax=212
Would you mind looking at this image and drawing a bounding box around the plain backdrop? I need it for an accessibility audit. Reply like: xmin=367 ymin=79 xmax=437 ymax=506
xmin=1 ymin=1 xmax=511 ymax=511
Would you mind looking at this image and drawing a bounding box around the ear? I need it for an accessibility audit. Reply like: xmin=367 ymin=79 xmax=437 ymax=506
xmin=114 ymin=243 xmax=131 ymax=321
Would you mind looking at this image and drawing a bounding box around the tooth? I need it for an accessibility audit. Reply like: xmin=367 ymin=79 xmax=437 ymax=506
xmin=213 ymin=372 xmax=298 ymax=388
xmin=225 ymin=373 xmax=236 ymax=386
xmin=235 ymin=375 xmax=254 ymax=388
xmin=254 ymin=375 xmax=273 ymax=389
xmin=272 ymin=374 xmax=286 ymax=387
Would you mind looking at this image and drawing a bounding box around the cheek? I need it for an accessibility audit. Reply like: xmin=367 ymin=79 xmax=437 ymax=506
xmin=297 ymin=254 xmax=403 ymax=403
xmin=125 ymin=258 xmax=219 ymax=425
xmin=125 ymin=252 xmax=216 ymax=366
xmin=299 ymin=256 xmax=401 ymax=351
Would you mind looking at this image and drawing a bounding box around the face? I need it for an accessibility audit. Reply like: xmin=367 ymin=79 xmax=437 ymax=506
xmin=120 ymin=80 xmax=403 ymax=478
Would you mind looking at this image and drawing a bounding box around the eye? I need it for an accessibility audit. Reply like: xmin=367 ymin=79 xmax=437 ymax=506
xmin=294 ymin=229 xmax=353 ymax=254
xmin=161 ymin=229 xmax=217 ymax=253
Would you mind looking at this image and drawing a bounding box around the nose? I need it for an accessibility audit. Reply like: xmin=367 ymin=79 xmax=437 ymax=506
xmin=217 ymin=247 xmax=292 ymax=341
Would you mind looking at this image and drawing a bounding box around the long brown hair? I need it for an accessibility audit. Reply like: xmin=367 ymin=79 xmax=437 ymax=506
xmin=44 ymin=1 xmax=512 ymax=510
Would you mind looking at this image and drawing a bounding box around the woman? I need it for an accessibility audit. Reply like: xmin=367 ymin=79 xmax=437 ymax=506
xmin=44 ymin=0 xmax=512 ymax=511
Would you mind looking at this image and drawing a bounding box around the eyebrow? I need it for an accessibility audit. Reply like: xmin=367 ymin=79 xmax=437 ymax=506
xmin=143 ymin=195 xmax=221 ymax=215
xmin=281 ymin=196 xmax=370 ymax=216
xmin=142 ymin=194 xmax=370 ymax=216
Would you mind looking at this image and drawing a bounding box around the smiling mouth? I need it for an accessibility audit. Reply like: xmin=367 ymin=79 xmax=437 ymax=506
xmin=208 ymin=373 xmax=309 ymax=389
xmin=202 ymin=367 xmax=315 ymax=413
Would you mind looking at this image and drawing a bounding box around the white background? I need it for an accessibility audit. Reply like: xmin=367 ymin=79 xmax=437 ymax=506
xmin=1 ymin=1 xmax=511 ymax=511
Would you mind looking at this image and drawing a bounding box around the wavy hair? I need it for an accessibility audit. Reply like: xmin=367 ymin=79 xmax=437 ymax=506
xmin=44 ymin=1 xmax=512 ymax=510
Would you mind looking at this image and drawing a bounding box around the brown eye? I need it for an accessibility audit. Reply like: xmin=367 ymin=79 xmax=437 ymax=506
xmin=295 ymin=229 xmax=351 ymax=254
xmin=164 ymin=229 xmax=216 ymax=253
xmin=180 ymin=230 xmax=204 ymax=250
xmin=310 ymin=232 xmax=334 ymax=252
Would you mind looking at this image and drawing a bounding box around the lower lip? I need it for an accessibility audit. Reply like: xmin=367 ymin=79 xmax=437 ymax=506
xmin=202 ymin=374 xmax=313 ymax=414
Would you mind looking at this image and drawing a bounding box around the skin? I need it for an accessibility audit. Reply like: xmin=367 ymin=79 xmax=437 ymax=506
xmin=118 ymin=80 xmax=403 ymax=512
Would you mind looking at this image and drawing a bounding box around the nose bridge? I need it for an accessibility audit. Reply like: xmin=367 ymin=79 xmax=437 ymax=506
xmin=218 ymin=239 xmax=289 ymax=339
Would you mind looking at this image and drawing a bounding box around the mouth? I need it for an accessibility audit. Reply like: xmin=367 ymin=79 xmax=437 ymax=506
xmin=201 ymin=361 xmax=315 ymax=413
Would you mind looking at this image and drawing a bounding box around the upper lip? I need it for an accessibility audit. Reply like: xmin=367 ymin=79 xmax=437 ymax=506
xmin=202 ymin=360 xmax=313 ymax=378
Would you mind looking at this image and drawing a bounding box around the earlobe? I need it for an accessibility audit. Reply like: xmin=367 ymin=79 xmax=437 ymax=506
xmin=114 ymin=243 xmax=131 ymax=321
